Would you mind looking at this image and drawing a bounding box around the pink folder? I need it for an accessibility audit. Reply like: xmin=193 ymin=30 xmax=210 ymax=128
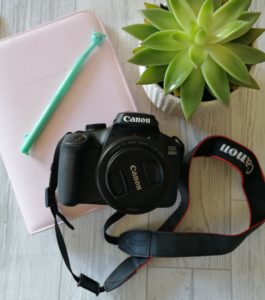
xmin=0 ymin=11 xmax=136 ymax=234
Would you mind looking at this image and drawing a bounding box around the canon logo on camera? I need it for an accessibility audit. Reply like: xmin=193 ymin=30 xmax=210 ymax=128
xmin=220 ymin=144 xmax=254 ymax=175
xmin=123 ymin=115 xmax=151 ymax=124
xmin=130 ymin=165 xmax=143 ymax=191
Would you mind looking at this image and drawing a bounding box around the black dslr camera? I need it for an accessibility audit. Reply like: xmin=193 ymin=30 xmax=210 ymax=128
xmin=57 ymin=113 xmax=184 ymax=214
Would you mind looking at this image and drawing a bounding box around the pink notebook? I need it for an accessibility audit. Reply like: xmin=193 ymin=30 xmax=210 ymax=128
xmin=0 ymin=11 xmax=136 ymax=234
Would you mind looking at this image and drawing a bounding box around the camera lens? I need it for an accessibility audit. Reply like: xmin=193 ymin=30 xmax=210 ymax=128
xmin=96 ymin=136 xmax=166 ymax=214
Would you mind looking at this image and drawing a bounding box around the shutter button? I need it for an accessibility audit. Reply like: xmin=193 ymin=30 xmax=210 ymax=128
xmin=74 ymin=134 xmax=87 ymax=143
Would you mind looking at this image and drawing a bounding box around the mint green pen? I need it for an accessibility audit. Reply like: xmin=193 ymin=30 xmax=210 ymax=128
xmin=20 ymin=31 xmax=106 ymax=155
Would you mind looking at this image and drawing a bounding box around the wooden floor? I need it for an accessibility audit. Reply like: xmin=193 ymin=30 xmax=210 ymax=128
xmin=1 ymin=1 xmax=265 ymax=299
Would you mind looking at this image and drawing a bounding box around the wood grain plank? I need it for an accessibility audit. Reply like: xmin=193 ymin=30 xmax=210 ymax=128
xmin=0 ymin=0 xmax=77 ymax=36
xmin=41 ymin=0 xmax=77 ymax=21
xmin=231 ymin=1 xmax=265 ymax=201
xmin=1 ymin=0 xmax=42 ymax=35
xmin=230 ymin=68 xmax=265 ymax=201
xmin=193 ymin=270 xmax=231 ymax=300
xmin=231 ymin=201 xmax=265 ymax=300
xmin=0 ymin=158 xmax=62 ymax=300
xmin=59 ymin=207 xmax=148 ymax=300
xmin=147 ymin=267 xmax=192 ymax=300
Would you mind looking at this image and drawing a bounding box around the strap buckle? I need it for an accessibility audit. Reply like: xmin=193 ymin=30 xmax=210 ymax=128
xmin=78 ymin=274 xmax=102 ymax=296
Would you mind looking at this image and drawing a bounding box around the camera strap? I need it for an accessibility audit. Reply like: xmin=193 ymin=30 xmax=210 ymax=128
xmin=46 ymin=136 xmax=265 ymax=295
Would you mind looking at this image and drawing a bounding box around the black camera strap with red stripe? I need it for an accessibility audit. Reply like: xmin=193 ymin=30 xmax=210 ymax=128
xmin=45 ymin=136 xmax=265 ymax=296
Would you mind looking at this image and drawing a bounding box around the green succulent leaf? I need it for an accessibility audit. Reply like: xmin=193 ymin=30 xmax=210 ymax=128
xmin=180 ymin=68 xmax=205 ymax=120
xmin=211 ymin=20 xmax=252 ymax=44
xmin=212 ymin=0 xmax=251 ymax=31
xmin=234 ymin=28 xmax=265 ymax=45
xmin=172 ymin=30 xmax=192 ymax=43
xmin=187 ymin=0 xmax=205 ymax=15
xmin=197 ymin=0 xmax=214 ymax=29
xmin=164 ymin=50 xmax=194 ymax=94
xmin=169 ymin=0 xmax=197 ymax=32
xmin=239 ymin=12 xmax=261 ymax=26
xmin=142 ymin=30 xmax=189 ymax=51
xmin=189 ymin=45 xmax=208 ymax=68
xmin=144 ymin=2 xmax=160 ymax=9
xmin=132 ymin=46 xmax=145 ymax=54
xmin=137 ymin=66 xmax=168 ymax=85
xmin=123 ymin=24 xmax=158 ymax=41
xmin=228 ymin=74 xmax=260 ymax=90
xmin=225 ymin=43 xmax=265 ymax=64
xmin=166 ymin=0 xmax=173 ymax=12
xmin=166 ymin=0 xmax=172 ymax=12
xmin=207 ymin=44 xmax=250 ymax=85
xmin=201 ymin=56 xmax=230 ymax=105
xmin=140 ymin=9 xmax=181 ymax=31
xmin=195 ymin=28 xmax=210 ymax=45
xmin=248 ymin=76 xmax=260 ymax=90
xmin=212 ymin=0 xmax=222 ymax=11
xmin=128 ymin=48 xmax=178 ymax=66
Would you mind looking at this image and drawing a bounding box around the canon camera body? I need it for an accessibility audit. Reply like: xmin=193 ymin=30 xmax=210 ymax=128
xmin=57 ymin=113 xmax=184 ymax=214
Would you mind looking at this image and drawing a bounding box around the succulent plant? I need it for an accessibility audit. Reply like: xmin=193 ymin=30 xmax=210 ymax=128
xmin=123 ymin=0 xmax=265 ymax=120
